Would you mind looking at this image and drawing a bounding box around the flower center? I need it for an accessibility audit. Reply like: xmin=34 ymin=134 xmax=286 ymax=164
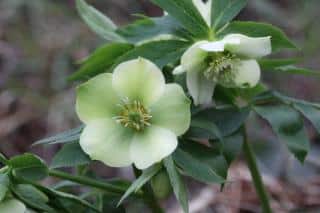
xmin=114 ymin=99 xmax=152 ymax=131
xmin=203 ymin=52 xmax=241 ymax=87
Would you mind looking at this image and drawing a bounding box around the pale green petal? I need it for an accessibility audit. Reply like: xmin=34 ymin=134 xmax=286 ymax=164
xmin=131 ymin=126 xmax=177 ymax=169
xmin=172 ymin=65 xmax=186 ymax=75
xmin=187 ymin=71 xmax=215 ymax=105
xmin=233 ymin=60 xmax=261 ymax=88
xmin=224 ymin=34 xmax=272 ymax=58
xmin=80 ymin=119 xmax=133 ymax=167
xmin=150 ymin=84 xmax=191 ymax=136
xmin=76 ymin=73 xmax=121 ymax=123
xmin=0 ymin=199 xmax=26 ymax=213
xmin=193 ymin=0 xmax=211 ymax=25
xmin=181 ymin=41 xmax=208 ymax=72
xmin=112 ymin=58 xmax=165 ymax=107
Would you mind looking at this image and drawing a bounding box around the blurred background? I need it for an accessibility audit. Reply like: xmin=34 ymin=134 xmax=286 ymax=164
xmin=0 ymin=0 xmax=320 ymax=212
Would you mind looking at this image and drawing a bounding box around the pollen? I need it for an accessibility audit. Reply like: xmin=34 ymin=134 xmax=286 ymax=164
xmin=114 ymin=99 xmax=152 ymax=131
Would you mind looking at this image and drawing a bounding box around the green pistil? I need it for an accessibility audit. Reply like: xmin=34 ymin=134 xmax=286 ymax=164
xmin=203 ymin=52 xmax=240 ymax=87
xmin=115 ymin=99 xmax=152 ymax=131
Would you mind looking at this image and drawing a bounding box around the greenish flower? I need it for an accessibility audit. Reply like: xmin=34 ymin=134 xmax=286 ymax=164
xmin=76 ymin=58 xmax=191 ymax=169
xmin=173 ymin=34 xmax=271 ymax=105
xmin=0 ymin=199 xmax=26 ymax=213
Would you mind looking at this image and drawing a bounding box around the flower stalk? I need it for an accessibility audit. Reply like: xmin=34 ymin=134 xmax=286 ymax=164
xmin=242 ymin=126 xmax=272 ymax=213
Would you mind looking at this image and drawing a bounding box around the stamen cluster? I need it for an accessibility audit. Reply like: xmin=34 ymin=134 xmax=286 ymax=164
xmin=115 ymin=99 xmax=152 ymax=131
xmin=203 ymin=52 xmax=240 ymax=87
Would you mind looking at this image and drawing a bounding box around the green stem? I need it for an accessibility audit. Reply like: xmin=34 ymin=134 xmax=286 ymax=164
xmin=132 ymin=166 xmax=164 ymax=213
xmin=49 ymin=169 xmax=140 ymax=196
xmin=242 ymin=127 xmax=272 ymax=213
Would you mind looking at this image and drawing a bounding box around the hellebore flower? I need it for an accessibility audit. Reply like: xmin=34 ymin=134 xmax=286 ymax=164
xmin=76 ymin=58 xmax=191 ymax=169
xmin=173 ymin=34 xmax=271 ymax=105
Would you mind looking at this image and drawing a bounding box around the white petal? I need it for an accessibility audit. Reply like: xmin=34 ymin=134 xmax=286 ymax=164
xmin=181 ymin=41 xmax=208 ymax=72
xmin=150 ymin=84 xmax=191 ymax=136
xmin=187 ymin=71 xmax=215 ymax=106
xmin=130 ymin=126 xmax=177 ymax=169
xmin=80 ymin=119 xmax=133 ymax=168
xmin=76 ymin=73 xmax=121 ymax=123
xmin=172 ymin=65 xmax=186 ymax=75
xmin=200 ymin=41 xmax=226 ymax=52
xmin=112 ymin=58 xmax=165 ymax=107
xmin=233 ymin=60 xmax=261 ymax=88
xmin=193 ymin=0 xmax=211 ymax=25
xmin=0 ymin=199 xmax=26 ymax=213
xmin=223 ymin=34 xmax=272 ymax=58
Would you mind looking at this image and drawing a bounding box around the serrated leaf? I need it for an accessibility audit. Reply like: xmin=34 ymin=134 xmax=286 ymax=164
xmin=11 ymin=184 xmax=53 ymax=212
xmin=9 ymin=154 xmax=48 ymax=181
xmin=163 ymin=156 xmax=188 ymax=213
xmin=76 ymin=0 xmax=125 ymax=41
xmin=113 ymin=40 xmax=190 ymax=69
xmin=69 ymin=43 xmax=134 ymax=81
xmin=0 ymin=173 xmax=10 ymax=201
xmin=116 ymin=15 xmax=186 ymax=44
xmin=151 ymin=0 xmax=209 ymax=38
xmin=33 ymin=126 xmax=84 ymax=146
xmin=117 ymin=164 xmax=161 ymax=206
xmin=173 ymin=144 xmax=226 ymax=184
xmin=211 ymin=0 xmax=248 ymax=30
xmin=293 ymin=103 xmax=320 ymax=134
xmin=254 ymin=105 xmax=310 ymax=162
xmin=187 ymin=106 xmax=250 ymax=139
xmin=51 ymin=142 xmax=91 ymax=169
xmin=219 ymin=21 xmax=296 ymax=51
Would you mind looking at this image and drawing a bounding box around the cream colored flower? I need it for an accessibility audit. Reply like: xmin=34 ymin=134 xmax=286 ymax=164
xmin=76 ymin=58 xmax=191 ymax=169
xmin=173 ymin=34 xmax=271 ymax=105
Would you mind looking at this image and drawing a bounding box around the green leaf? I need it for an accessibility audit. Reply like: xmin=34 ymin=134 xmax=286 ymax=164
xmin=190 ymin=119 xmax=224 ymax=143
xmin=0 ymin=173 xmax=10 ymax=201
xmin=76 ymin=0 xmax=125 ymax=41
xmin=117 ymin=164 xmax=161 ymax=206
xmin=11 ymin=184 xmax=53 ymax=212
xmin=163 ymin=156 xmax=188 ymax=213
xmin=253 ymin=90 xmax=320 ymax=109
xmin=173 ymin=142 xmax=226 ymax=184
xmin=116 ymin=15 xmax=186 ymax=44
xmin=187 ymin=106 xmax=250 ymax=139
xmin=267 ymin=65 xmax=320 ymax=77
xmin=36 ymin=184 xmax=100 ymax=213
xmin=33 ymin=126 xmax=84 ymax=146
xmin=9 ymin=154 xmax=48 ymax=181
xmin=113 ymin=40 xmax=190 ymax=69
xmin=219 ymin=131 xmax=244 ymax=165
xmin=254 ymin=105 xmax=310 ymax=162
xmin=293 ymin=103 xmax=320 ymax=134
xmin=219 ymin=21 xmax=297 ymax=51
xmin=51 ymin=142 xmax=91 ymax=169
xmin=258 ymin=58 xmax=299 ymax=69
xmin=150 ymin=0 xmax=209 ymax=38
xmin=211 ymin=0 xmax=248 ymax=30
xmin=69 ymin=43 xmax=134 ymax=81
xmin=0 ymin=153 xmax=8 ymax=165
